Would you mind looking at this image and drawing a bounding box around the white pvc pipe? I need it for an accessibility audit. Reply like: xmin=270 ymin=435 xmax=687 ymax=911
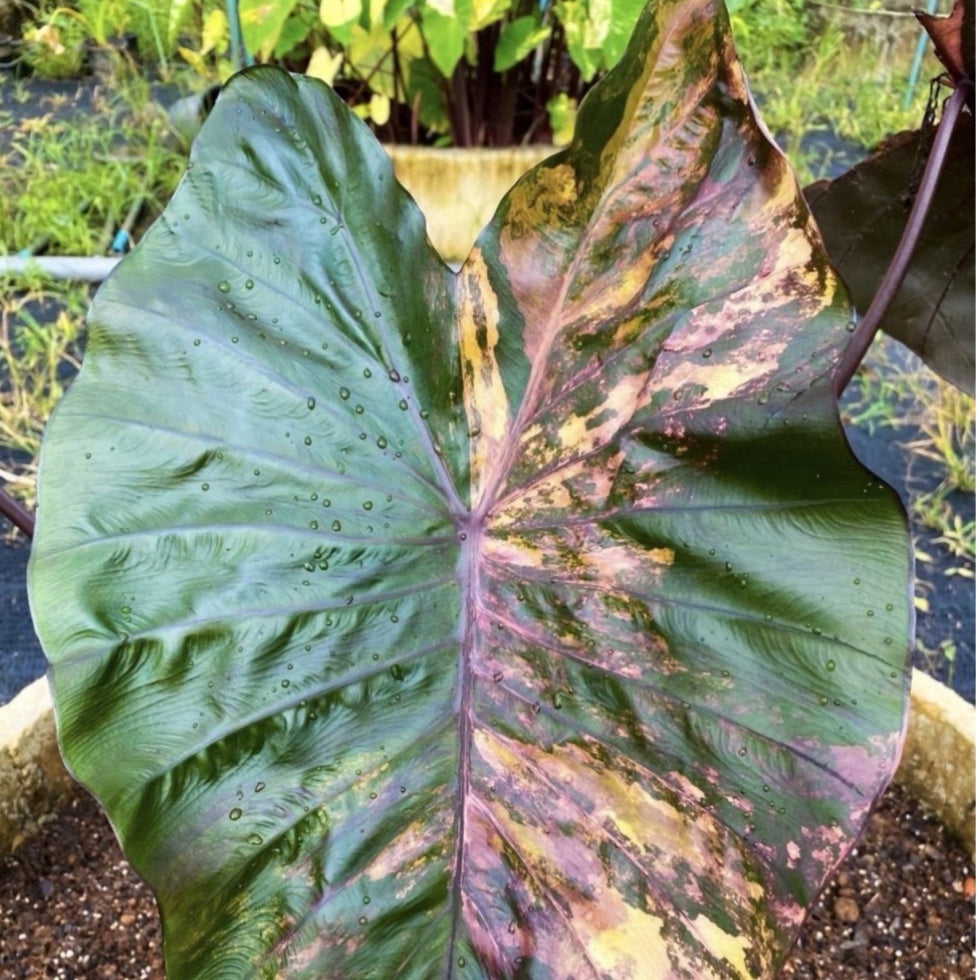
xmin=0 ymin=256 xmax=121 ymax=282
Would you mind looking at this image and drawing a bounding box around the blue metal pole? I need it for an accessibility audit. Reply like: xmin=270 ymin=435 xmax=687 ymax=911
xmin=226 ymin=0 xmax=254 ymax=71
xmin=903 ymin=0 xmax=940 ymax=109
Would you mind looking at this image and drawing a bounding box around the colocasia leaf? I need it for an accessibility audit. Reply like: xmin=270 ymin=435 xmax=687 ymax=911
xmin=806 ymin=116 xmax=975 ymax=396
xmin=29 ymin=1 xmax=911 ymax=976
xmin=916 ymin=0 xmax=972 ymax=87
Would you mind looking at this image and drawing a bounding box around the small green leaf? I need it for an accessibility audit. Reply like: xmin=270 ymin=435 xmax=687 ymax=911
xmin=555 ymin=0 xmax=603 ymax=79
xmin=494 ymin=15 xmax=551 ymax=72
xmin=604 ymin=0 xmax=648 ymax=67
xmin=319 ymin=0 xmax=360 ymax=30
xmin=420 ymin=6 xmax=468 ymax=77
xmin=239 ymin=0 xmax=301 ymax=60
xmin=554 ymin=0 xmax=644 ymax=79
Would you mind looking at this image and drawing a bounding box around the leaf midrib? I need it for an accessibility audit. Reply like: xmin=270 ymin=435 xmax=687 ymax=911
xmin=470 ymin=7 xmax=695 ymax=523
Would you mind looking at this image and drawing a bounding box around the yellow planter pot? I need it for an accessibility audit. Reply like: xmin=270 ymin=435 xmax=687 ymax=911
xmin=386 ymin=145 xmax=555 ymax=263
xmin=895 ymin=669 xmax=976 ymax=858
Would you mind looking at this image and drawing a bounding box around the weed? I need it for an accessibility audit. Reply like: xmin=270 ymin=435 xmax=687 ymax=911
xmin=905 ymin=383 xmax=977 ymax=497
xmin=0 ymin=72 xmax=184 ymax=509
xmin=914 ymin=635 xmax=962 ymax=688
xmin=19 ymin=4 xmax=88 ymax=80
xmin=732 ymin=1 xmax=927 ymax=181
xmin=0 ymin=80 xmax=184 ymax=257
xmin=0 ymin=277 xmax=85 ymax=509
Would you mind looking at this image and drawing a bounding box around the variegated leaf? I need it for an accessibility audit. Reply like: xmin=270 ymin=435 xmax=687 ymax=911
xmin=29 ymin=1 xmax=911 ymax=976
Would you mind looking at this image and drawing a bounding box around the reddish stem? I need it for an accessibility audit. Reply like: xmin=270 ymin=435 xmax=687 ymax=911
xmin=832 ymin=78 xmax=970 ymax=397
xmin=0 ymin=485 xmax=34 ymax=539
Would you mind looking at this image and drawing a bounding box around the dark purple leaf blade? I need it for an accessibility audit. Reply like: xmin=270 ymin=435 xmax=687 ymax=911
xmin=806 ymin=116 xmax=975 ymax=396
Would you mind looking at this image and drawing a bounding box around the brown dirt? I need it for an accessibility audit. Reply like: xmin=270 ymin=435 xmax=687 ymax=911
xmin=0 ymin=779 xmax=973 ymax=978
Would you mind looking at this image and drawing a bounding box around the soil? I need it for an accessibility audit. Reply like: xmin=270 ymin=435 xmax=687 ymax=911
xmin=0 ymin=779 xmax=973 ymax=978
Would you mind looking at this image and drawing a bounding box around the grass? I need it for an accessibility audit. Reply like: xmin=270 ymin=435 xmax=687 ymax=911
xmin=733 ymin=3 xmax=929 ymax=182
xmin=843 ymin=335 xmax=976 ymax=564
xmin=0 ymin=73 xmax=184 ymax=256
xmin=0 ymin=276 xmax=85 ymax=507
xmin=0 ymin=68 xmax=186 ymax=511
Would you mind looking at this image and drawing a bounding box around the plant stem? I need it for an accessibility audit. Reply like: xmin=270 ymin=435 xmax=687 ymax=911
xmin=832 ymin=78 xmax=970 ymax=398
xmin=0 ymin=485 xmax=34 ymax=539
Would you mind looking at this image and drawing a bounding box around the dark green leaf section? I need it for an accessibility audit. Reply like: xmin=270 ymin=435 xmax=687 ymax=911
xmin=30 ymin=68 xmax=472 ymax=978
xmin=28 ymin=2 xmax=913 ymax=977
xmin=805 ymin=116 xmax=976 ymax=395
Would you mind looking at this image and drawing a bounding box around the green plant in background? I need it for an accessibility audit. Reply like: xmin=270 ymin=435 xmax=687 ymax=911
xmin=186 ymin=0 xmax=647 ymax=144
xmin=19 ymin=3 xmax=88 ymax=79
xmin=908 ymin=381 xmax=977 ymax=498
xmin=27 ymin=0 xmax=921 ymax=974
xmin=69 ymin=0 xmax=130 ymax=48
xmin=19 ymin=0 xmax=182 ymax=77
xmin=0 ymin=73 xmax=186 ymax=510
xmin=175 ymin=3 xmax=239 ymax=81
xmin=165 ymin=0 xmax=930 ymax=166
xmin=728 ymin=0 xmax=927 ymax=180
xmin=0 ymin=84 xmax=183 ymax=258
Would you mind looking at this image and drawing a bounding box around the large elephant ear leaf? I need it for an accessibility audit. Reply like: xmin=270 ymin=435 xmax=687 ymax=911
xmin=29 ymin=1 xmax=911 ymax=977
xmin=805 ymin=113 xmax=975 ymax=396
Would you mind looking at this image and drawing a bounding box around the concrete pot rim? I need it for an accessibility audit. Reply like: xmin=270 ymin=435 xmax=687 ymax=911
xmin=0 ymin=667 xmax=974 ymax=857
